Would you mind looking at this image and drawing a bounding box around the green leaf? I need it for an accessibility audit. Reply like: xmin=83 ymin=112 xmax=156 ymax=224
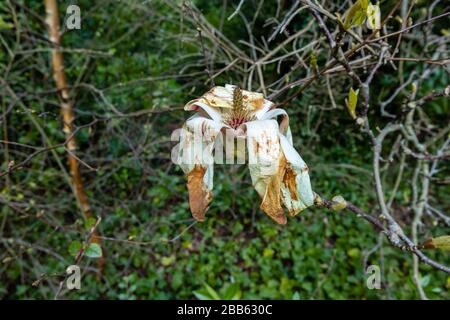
xmin=347 ymin=248 xmax=360 ymax=258
xmin=161 ymin=255 xmax=176 ymax=266
xmin=85 ymin=243 xmax=102 ymax=258
xmin=344 ymin=0 xmax=369 ymax=29
xmin=422 ymin=235 xmax=450 ymax=250
xmin=68 ymin=240 xmax=82 ymax=257
xmin=263 ymin=248 xmax=274 ymax=258
xmin=331 ymin=195 xmax=347 ymax=211
xmin=292 ymin=291 xmax=301 ymax=300
xmin=84 ymin=217 xmax=97 ymax=230
xmin=309 ymin=52 xmax=318 ymax=71
xmin=0 ymin=16 xmax=14 ymax=30
xmin=222 ymin=283 xmax=241 ymax=300
xmin=420 ymin=274 xmax=430 ymax=288
xmin=171 ymin=272 xmax=183 ymax=289
xmin=431 ymin=287 xmax=442 ymax=293
xmin=193 ymin=289 xmax=212 ymax=300
xmin=346 ymin=87 xmax=359 ymax=119
xmin=204 ymin=283 xmax=221 ymax=300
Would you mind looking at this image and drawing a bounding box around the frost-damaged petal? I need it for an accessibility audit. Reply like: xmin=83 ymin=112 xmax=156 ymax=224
xmin=185 ymin=86 xmax=234 ymax=123
xmin=259 ymin=108 xmax=290 ymax=134
xmin=253 ymin=99 xmax=275 ymax=120
xmin=186 ymin=165 xmax=212 ymax=222
xmin=245 ymin=120 xmax=287 ymax=224
xmin=178 ymin=116 xmax=224 ymax=221
xmin=185 ymin=100 xmax=224 ymax=123
xmin=279 ymin=134 xmax=315 ymax=216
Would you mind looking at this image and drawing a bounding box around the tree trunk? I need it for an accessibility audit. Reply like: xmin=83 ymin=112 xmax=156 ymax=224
xmin=44 ymin=0 xmax=104 ymax=278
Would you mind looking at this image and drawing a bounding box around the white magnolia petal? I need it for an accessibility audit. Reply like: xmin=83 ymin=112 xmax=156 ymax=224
xmin=246 ymin=120 xmax=281 ymax=177
xmin=184 ymin=115 xmax=226 ymax=136
xmin=184 ymin=100 xmax=224 ymax=123
xmin=279 ymin=134 xmax=314 ymax=215
xmin=185 ymin=86 xmax=234 ymax=123
xmin=179 ymin=116 xmax=224 ymax=221
xmin=245 ymin=120 xmax=287 ymax=224
xmin=258 ymin=108 xmax=289 ymax=134
xmin=253 ymin=99 xmax=275 ymax=120
xmin=194 ymin=86 xmax=235 ymax=110
xmin=205 ymin=86 xmax=235 ymax=108
xmin=224 ymin=84 xmax=237 ymax=93
xmin=179 ymin=116 xmax=222 ymax=170
xmin=225 ymin=84 xmax=264 ymax=103
xmin=285 ymin=126 xmax=293 ymax=145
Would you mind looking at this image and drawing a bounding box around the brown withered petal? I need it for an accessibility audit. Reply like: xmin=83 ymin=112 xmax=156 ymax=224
xmin=177 ymin=117 xmax=223 ymax=221
xmin=187 ymin=165 xmax=212 ymax=221
xmin=246 ymin=120 xmax=288 ymax=224
xmin=260 ymin=154 xmax=288 ymax=224
xmin=278 ymin=134 xmax=315 ymax=215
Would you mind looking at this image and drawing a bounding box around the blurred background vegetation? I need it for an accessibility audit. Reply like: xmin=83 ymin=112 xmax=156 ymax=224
xmin=0 ymin=0 xmax=449 ymax=299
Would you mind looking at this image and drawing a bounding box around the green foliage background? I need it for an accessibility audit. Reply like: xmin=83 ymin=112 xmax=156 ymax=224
xmin=0 ymin=0 xmax=449 ymax=299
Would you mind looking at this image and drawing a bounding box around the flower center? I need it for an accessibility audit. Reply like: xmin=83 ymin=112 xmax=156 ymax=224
xmin=223 ymin=86 xmax=255 ymax=129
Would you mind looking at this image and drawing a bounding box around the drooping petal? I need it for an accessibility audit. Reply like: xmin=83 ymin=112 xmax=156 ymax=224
xmin=260 ymin=108 xmax=313 ymax=211
xmin=245 ymin=120 xmax=287 ymax=224
xmin=185 ymin=86 xmax=234 ymax=123
xmin=259 ymin=108 xmax=290 ymax=134
xmin=279 ymin=133 xmax=315 ymax=216
xmin=178 ymin=116 xmax=224 ymax=221
xmin=185 ymin=100 xmax=224 ymax=123
xmin=253 ymin=99 xmax=275 ymax=120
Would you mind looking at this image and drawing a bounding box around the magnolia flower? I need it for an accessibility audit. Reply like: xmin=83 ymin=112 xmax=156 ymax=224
xmin=177 ymin=84 xmax=315 ymax=224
